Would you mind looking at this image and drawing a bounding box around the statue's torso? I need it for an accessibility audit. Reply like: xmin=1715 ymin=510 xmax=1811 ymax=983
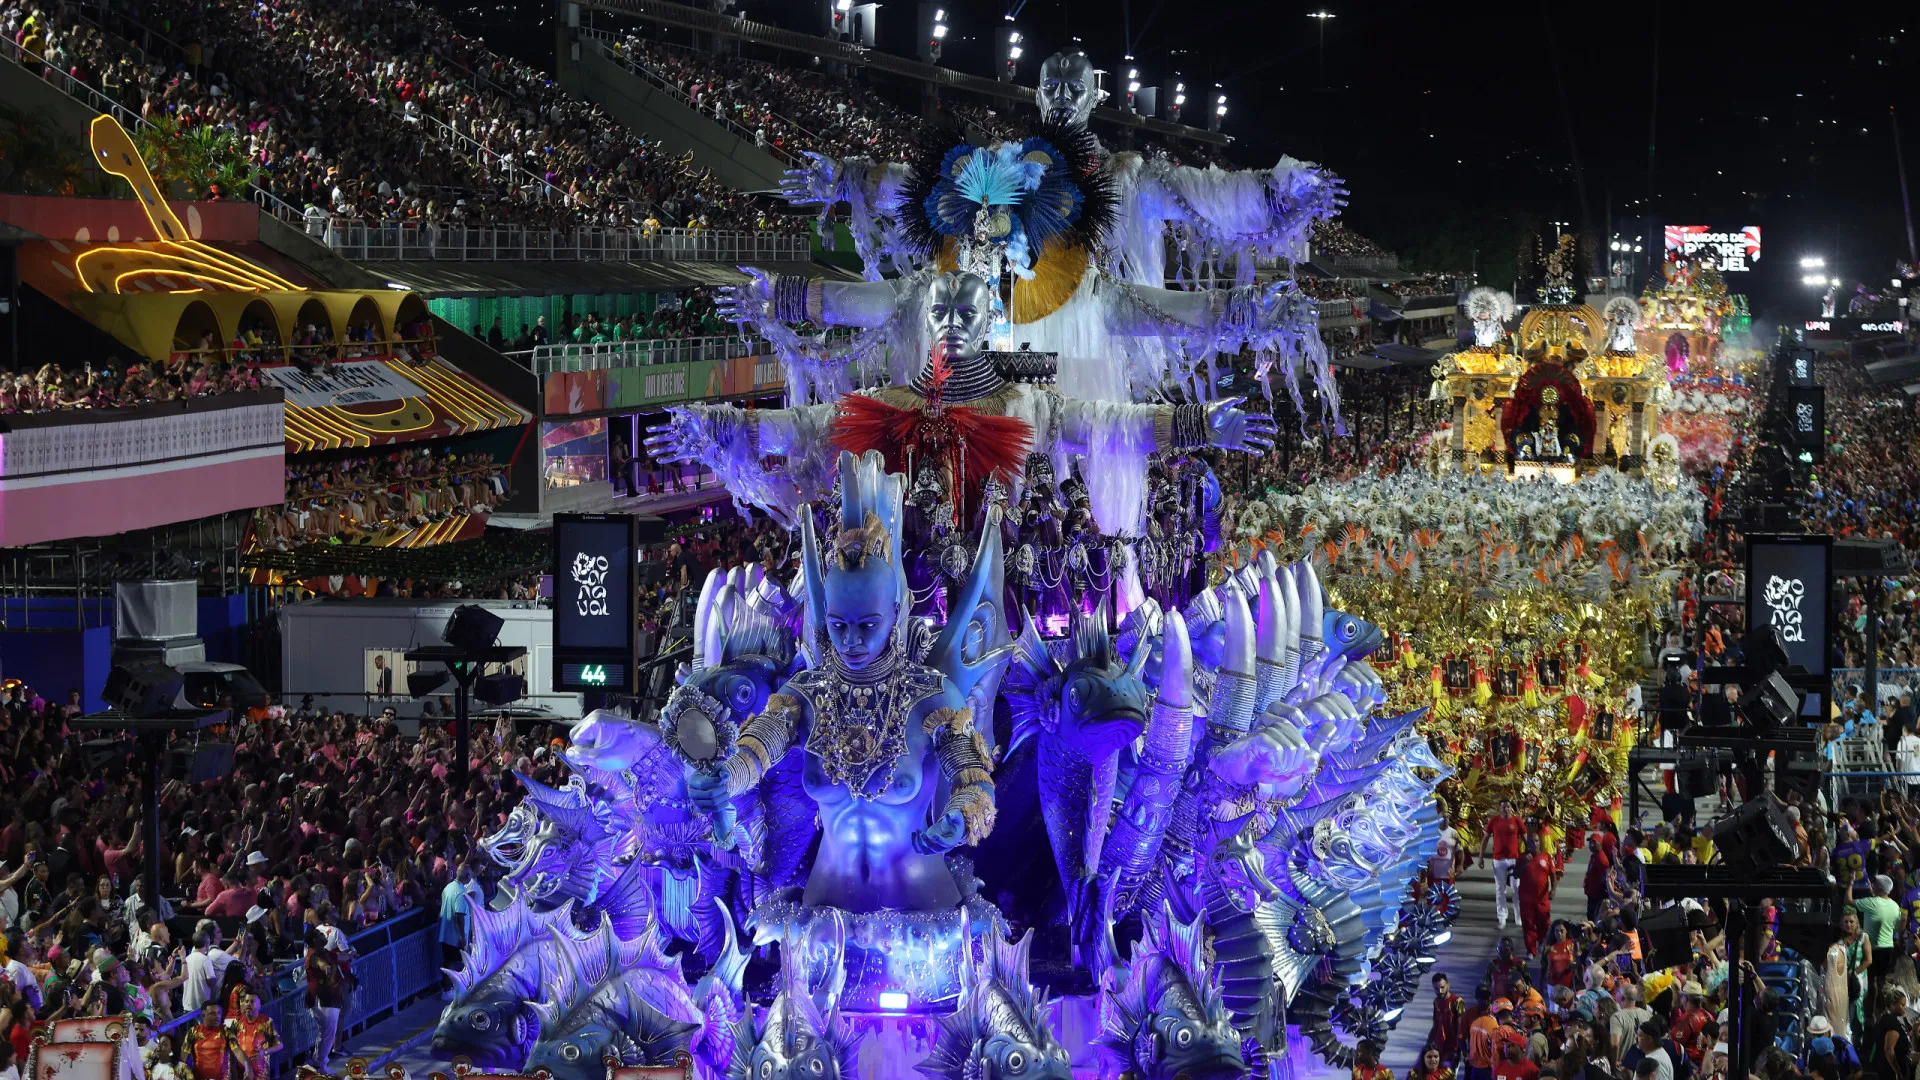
xmin=784 ymin=660 xmax=960 ymax=912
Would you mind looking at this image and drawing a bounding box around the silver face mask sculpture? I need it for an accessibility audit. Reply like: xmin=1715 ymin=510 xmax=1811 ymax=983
xmin=1036 ymin=50 xmax=1100 ymax=127
xmin=927 ymin=271 xmax=998 ymax=364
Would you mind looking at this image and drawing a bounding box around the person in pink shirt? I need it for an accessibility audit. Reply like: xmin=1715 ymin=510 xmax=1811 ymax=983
xmin=204 ymin=873 xmax=258 ymax=919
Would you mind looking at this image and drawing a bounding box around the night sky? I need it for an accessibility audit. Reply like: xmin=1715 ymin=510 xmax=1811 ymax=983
xmin=463 ymin=0 xmax=1920 ymax=321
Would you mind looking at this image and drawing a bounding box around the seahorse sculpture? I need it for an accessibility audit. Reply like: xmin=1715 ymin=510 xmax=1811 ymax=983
xmin=1004 ymin=609 xmax=1149 ymax=967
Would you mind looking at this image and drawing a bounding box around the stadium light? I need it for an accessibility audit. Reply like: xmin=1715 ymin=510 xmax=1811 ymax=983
xmin=1800 ymin=256 xmax=1825 ymax=268
xmin=1831 ymin=276 xmax=1842 ymax=287
xmin=1009 ymin=46 xmax=1021 ymax=57
xmin=932 ymin=22 xmax=947 ymax=37
xmin=836 ymin=0 xmax=851 ymax=9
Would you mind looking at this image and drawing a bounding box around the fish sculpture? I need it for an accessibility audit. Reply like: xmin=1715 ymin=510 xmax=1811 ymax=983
xmin=917 ymin=925 xmax=1072 ymax=1080
xmin=524 ymin=914 xmax=709 ymax=1080
xmin=433 ymin=891 xmax=564 ymax=1067
xmin=1097 ymin=904 xmax=1246 ymax=1080
xmin=729 ymin=919 xmax=861 ymax=1080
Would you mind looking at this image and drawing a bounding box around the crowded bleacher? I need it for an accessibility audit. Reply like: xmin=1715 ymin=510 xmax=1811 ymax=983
xmin=607 ymin=33 xmax=922 ymax=165
xmin=12 ymin=0 xmax=795 ymax=231
xmin=0 ymin=357 xmax=260 ymax=414
xmin=254 ymin=449 xmax=510 ymax=551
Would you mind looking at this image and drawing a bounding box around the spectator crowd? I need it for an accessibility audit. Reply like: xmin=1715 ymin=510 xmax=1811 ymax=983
xmin=608 ymin=33 xmax=921 ymax=166
xmin=0 ymin=683 xmax=579 ymax=1077
xmin=2 ymin=0 xmax=797 ymax=232
xmin=254 ymin=447 xmax=510 ymax=551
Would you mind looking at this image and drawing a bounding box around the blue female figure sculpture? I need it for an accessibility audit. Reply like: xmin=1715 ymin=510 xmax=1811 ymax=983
xmin=684 ymin=450 xmax=1002 ymax=917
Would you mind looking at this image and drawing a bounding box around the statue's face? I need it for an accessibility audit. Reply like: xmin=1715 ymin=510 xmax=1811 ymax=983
xmin=927 ymin=272 xmax=997 ymax=363
xmin=822 ymin=562 xmax=898 ymax=670
xmin=1037 ymin=51 xmax=1098 ymax=127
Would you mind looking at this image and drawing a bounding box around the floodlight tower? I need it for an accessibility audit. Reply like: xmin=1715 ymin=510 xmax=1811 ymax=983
xmin=917 ymin=3 xmax=947 ymax=64
xmin=996 ymin=21 xmax=1023 ymax=82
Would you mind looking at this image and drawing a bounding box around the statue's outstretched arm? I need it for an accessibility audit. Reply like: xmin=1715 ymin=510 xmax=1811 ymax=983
xmin=780 ymin=151 xmax=913 ymax=218
xmin=643 ymin=401 xmax=838 ymax=524
xmin=717 ymin=268 xmax=910 ymax=331
xmin=1135 ymin=153 xmax=1348 ymax=252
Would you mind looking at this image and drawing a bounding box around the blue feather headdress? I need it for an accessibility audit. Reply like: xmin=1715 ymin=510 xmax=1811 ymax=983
xmin=903 ymin=121 xmax=1115 ymax=279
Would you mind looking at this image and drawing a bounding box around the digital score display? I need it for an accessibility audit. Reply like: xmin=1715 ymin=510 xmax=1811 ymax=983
xmin=559 ymin=662 xmax=626 ymax=689
xmin=1664 ymin=225 xmax=1762 ymax=273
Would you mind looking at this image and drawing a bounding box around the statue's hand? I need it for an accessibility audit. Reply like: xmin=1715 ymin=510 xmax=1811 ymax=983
xmin=1212 ymin=719 xmax=1314 ymax=789
xmin=641 ymin=406 xmax=720 ymax=465
xmin=1331 ymin=658 xmax=1386 ymax=710
xmin=911 ymin=808 xmax=968 ymax=855
xmin=684 ymin=766 xmax=732 ymax=814
xmin=778 ymin=151 xmax=840 ymax=206
xmin=714 ymin=266 xmax=774 ymax=326
xmin=1205 ymin=397 xmax=1277 ymax=456
xmin=1257 ymin=278 xmax=1314 ymax=332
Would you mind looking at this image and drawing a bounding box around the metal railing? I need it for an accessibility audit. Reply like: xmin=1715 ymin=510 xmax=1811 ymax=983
xmin=510 ymin=333 xmax=769 ymax=376
xmin=155 ymin=908 xmax=438 ymax=1078
xmin=309 ymin=217 xmax=808 ymax=262
xmin=579 ymin=29 xmax=808 ymax=168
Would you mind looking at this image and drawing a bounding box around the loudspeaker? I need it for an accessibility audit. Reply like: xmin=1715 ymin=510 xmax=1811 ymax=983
xmin=1773 ymin=909 xmax=1840 ymax=960
xmin=1738 ymin=670 xmax=1800 ymax=731
xmin=633 ymin=515 xmax=669 ymax=546
xmin=1835 ymin=539 xmax=1907 ymax=577
xmin=166 ymin=742 xmax=234 ymax=784
xmin=1776 ymin=759 xmax=1827 ymax=804
xmin=443 ymin=605 xmax=504 ymax=652
xmin=1677 ymin=756 xmax=1714 ymax=799
xmin=408 ymin=670 xmax=450 ymax=699
xmin=81 ymin=739 xmax=126 ymax=772
xmin=1710 ymin=796 xmax=1798 ymax=872
xmin=1638 ymin=906 xmax=1692 ymax=971
xmin=1741 ymin=626 xmax=1792 ymax=676
xmin=474 ymin=673 xmax=524 ymax=706
xmin=103 ymin=663 xmax=183 ymax=717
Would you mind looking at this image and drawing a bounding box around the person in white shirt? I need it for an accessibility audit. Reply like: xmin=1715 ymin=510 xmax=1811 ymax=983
xmin=1898 ymin=725 xmax=1920 ymax=797
xmin=2 ymin=948 xmax=37 ymax=1011
xmin=180 ymin=925 xmax=233 ymax=1013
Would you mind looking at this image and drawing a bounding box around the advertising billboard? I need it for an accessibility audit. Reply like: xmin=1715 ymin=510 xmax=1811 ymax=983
xmin=1664 ymin=225 xmax=1762 ymax=273
xmin=552 ymin=514 xmax=638 ymax=692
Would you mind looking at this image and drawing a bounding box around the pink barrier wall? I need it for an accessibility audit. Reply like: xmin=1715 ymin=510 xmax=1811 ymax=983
xmin=0 ymin=394 xmax=285 ymax=545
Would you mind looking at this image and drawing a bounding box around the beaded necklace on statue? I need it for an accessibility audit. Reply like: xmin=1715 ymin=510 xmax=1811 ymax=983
xmin=791 ymin=630 xmax=945 ymax=799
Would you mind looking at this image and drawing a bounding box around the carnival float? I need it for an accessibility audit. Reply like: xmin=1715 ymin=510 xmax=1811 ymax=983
xmin=430 ymin=49 xmax=1456 ymax=1080
xmin=1429 ymin=237 xmax=1677 ymax=483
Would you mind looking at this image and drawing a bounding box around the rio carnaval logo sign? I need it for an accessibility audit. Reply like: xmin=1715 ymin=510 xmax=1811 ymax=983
xmin=571 ymin=551 xmax=611 ymax=617
xmin=1763 ymin=574 xmax=1806 ymax=643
